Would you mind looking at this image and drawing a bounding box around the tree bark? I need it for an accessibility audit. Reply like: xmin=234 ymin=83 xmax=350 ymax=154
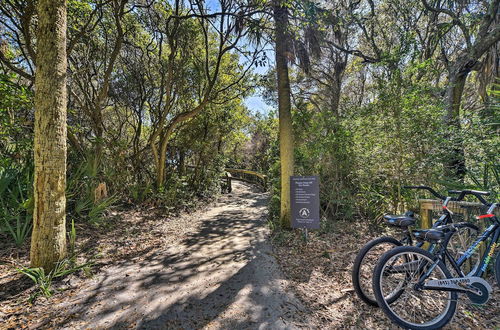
xmin=157 ymin=136 xmax=168 ymax=188
xmin=31 ymin=0 xmax=68 ymax=272
xmin=274 ymin=3 xmax=294 ymax=228
xmin=444 ymin=69 xmax=468 ymax=179
xmin=328 ymin=60 xmax=346 ymax=119
xmin=178 ymin=149 xmax=185 ymax=176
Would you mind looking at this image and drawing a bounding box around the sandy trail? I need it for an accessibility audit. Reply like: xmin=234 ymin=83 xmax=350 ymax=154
xmin=50 ymin=182 xmax=306 ymax=329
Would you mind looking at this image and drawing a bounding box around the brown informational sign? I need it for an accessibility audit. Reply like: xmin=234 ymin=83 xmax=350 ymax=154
xmin=290 ymin=176 xmax=320 ymax=229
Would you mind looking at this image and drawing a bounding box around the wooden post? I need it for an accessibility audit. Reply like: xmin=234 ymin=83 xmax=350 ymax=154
xmin=227 ymin=172 xmax=232 ymax=193
xmin=419 ymin=199 xmax=434 ymax=229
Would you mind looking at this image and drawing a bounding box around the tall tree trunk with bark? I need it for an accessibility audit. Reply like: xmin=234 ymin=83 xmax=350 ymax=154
xmin=274 ymin=2 xmax=294 ymax=228
xmin=31 ymin=0 xmax=68 ymax=271
xmin=328 ymin=60 xmax=347 ymax=119
xmin=444 ymin=68 xmax=468 ymax=179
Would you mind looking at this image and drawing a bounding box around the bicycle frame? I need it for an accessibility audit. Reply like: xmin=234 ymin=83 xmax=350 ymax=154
xmin=446 ymin=221 xmax=500 ymax=278
xmin=382 ymin=189 xmax=481 ymax=279
xmin=419 ymin=213 xmax=500 ymax=289
xmin=384 ymin=213 xmax=453 ymax=274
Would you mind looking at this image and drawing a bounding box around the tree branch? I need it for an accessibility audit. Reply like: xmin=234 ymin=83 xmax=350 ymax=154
xmin=324 ymin=40 xmax=379 ymax=63
xmin=421 ymin=0 xmax=472 ymax=49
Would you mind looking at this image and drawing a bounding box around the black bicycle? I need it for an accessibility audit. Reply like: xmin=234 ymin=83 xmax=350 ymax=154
xmin=372 ymin=189 xmax=499 ymax=330
xmin=352 ymin=186 xmax=479 ymax=306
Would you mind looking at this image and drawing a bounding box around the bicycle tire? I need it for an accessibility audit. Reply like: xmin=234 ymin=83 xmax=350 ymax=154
xmin=373 ymin=246 xmax=457 ymax=330
xmin=352 ymin=236 xmax=402 ymax=306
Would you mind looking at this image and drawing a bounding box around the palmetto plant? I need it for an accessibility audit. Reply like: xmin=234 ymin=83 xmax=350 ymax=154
xmin=66 ymin=152 xmax=117 ymax=224
xmin=17 ymin=266 xmax=53 ymax=299
xmin=17 ymin=258 xmax=93 ymax=302
xmin=2 ymin=213 xmax=32 ymax=247
xmin=0 ymin=165 xmax=33 ymax=247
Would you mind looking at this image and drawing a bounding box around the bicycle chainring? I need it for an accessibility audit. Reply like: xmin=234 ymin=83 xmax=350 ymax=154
xmin=466 ymin=282 xmax=490 ymax=305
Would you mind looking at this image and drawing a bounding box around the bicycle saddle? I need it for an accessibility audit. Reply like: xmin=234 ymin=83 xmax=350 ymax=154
xmin=384 ymin=211 xmax=416 ymax=228
xmin=413 ymin=229 xmax=445 ymax=243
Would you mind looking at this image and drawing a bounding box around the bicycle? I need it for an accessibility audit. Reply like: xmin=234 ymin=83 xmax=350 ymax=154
xmin=352 ymin=186 xmax=479 ymax=306
xmin=372 ymin=189 xmax=499 ymax=329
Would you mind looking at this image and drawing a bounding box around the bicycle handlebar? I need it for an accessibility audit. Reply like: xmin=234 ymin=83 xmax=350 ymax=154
xmin=403 ymin=185 xmax=446 ymax=200
xmin=405 ymin=185 xmax=495 ymax=211
xmin=448 ymin=189 xmax=490 ymax=196
xmin=448 ymin=189 xmax=492 ymax=206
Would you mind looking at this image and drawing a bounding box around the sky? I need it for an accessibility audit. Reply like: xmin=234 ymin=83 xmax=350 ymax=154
xmin=244 ymin=95 xmax=272 ymax=115
xmin=244 ymin=58 xmax=274 ymax=115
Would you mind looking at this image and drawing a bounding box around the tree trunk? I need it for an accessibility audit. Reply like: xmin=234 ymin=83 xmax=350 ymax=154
xmin=157 ymin=145 xmax=167 ymax=188
xmin=178 ymin=149 xmax=185 ymax=176
xmin=328 ymin=61 xmax=346 ymax=119
xmin=31 ymin=0 xmax=68 ymax=272
xmin=329 ymin=76 xmax=341 ymax=119
xmin=437 ymin=0 xmax=500 ymax=180
xmin=274 ymin=3 xmax=294 ymax=228
xmin=444 ymin=69 xmax=468 ymax=179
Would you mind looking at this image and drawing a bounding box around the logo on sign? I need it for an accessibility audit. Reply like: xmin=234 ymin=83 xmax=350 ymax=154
xmin=299 ymin=208 xmax=310 ymax=218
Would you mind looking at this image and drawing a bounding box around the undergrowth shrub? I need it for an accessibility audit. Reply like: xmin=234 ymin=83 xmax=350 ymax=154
xmin=17 ymin=258 xmax=93 ymax=303
xmin=0 ymin=165 xmax=33 ymax=247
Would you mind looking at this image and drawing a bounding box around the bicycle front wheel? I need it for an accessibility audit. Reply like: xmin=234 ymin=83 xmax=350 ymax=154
xmin=351 ymin=236 xmax=402 ymax=306
xmin=373 ymin=246 xmax=457 ymax=330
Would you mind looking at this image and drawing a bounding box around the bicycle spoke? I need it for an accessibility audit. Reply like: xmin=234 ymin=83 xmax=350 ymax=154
xmin=357 ymin=241 xmax=399 ymax=302
xmin=379 ymin=251 xmax=452 ymax=326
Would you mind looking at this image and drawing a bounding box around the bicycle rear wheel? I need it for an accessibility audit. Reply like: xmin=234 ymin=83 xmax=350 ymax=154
xmin=373 ymin=246 xmax=457 ymax=330
xmin=352 ymin=236 xmax=402 ymax=306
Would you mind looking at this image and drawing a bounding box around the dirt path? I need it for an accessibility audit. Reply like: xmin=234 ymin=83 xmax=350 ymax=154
xmin=44 ymin=182 xmax=306 ymax=329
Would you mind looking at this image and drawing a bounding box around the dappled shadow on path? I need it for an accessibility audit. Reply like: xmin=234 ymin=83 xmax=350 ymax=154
xmin=0 ymin=274 xmax=34 ymax=303
xmin=43 ymin=182 xmax=302 ymax=329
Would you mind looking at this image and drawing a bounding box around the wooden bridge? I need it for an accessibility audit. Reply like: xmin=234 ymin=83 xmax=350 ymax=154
xmin=223 ymin=168 xmax=267 ymax=192
xmin=184 ymin=165 xmax=267 ymax=192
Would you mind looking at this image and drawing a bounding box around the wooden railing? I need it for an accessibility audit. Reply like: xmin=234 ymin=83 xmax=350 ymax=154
xmin=224 ymin=168 xmax=267 ymax=191
xmin=183 ymin=165 xmax=267 ymax=192
xmin=418 ymin=199 xmax=498 ymax=229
